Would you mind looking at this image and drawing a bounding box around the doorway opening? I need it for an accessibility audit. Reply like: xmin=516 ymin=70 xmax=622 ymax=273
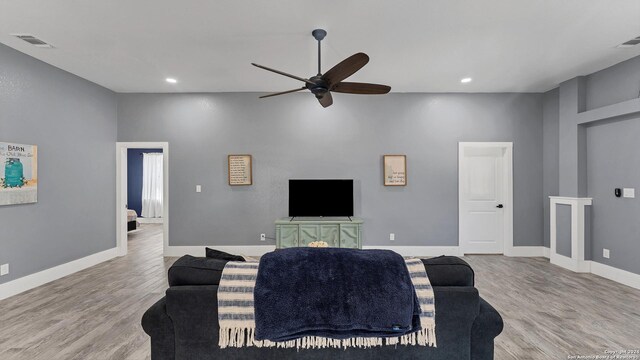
xmin=116 ymin=142 xmax=169 ymax=257
xmin=458 ymin=142 xmax=513 ymax=255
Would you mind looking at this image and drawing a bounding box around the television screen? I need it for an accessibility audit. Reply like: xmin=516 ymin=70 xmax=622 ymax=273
xmin=289 ymin=179 xmax=353 ymax=217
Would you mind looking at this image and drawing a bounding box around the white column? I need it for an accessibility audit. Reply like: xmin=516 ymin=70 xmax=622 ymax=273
xmin=549 ymin=196 xmax=592 ymax=272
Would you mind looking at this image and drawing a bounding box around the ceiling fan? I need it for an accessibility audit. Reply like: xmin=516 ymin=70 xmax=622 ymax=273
xmin=252 ymin=29 xmax=391 ymax=108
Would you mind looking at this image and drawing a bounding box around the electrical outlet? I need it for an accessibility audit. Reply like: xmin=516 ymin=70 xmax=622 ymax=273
xmin=603 ymin=249 xmax=610 ymax=259
xmin=260 ymin=233 xmax=266 ymax=241
xmin=623 ymin=188 xmax=635 ymax=198
xmin=0 ymin=264 xmax=8 ymax=276
xmin=196 ymin=185 xmax=202 ymax=193
xmin=389 ymin=233 xmax=395 ymax=241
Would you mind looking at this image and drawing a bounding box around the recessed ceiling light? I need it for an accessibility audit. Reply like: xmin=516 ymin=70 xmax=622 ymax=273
xmin=165 ymin=78 xmax=177 ymax=84
xmin=460 ymin=77 xmax=472 ymax=83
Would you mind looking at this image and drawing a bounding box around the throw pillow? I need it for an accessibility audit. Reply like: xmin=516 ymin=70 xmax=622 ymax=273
xmin=205 ymin=247 xmax=245 ymax=262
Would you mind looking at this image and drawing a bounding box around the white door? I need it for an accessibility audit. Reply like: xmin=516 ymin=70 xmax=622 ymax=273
xmin=459 ymin=144 xmax=510 ymax=254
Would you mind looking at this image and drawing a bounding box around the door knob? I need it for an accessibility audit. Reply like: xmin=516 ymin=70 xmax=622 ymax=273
xmin=496 ymin=204 xmax=504 ymax=208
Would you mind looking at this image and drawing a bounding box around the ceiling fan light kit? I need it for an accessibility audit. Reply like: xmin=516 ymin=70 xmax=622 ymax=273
xmin=252 ymin=29 xmax=391 ymax=108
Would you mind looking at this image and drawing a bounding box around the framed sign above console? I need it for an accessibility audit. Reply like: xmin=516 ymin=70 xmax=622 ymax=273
xmin=228 ymin=154 xmax=252 ymax=186
xmin=383 ymin=154 xmax=406 ymax=186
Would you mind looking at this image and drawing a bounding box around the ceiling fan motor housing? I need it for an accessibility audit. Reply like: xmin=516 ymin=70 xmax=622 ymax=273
xmin=307 ymin=76 xmax=329 ymax=97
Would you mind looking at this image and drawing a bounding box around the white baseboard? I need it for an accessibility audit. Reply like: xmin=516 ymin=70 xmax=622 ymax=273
xmin=0 ymin=248 xmax=118 ymax=301
xmin=549 ymin=253 xmax=591 ymax=273
xmin=164 ymin=245 xmax=276 ymax=258
xmin=504 ymin=246 xmax=546 ymax=257
xmin=591 ymin=261 xmax=640 ymax=290
xmin=550 ymin=253 xmax=580 ymax=271
xmin=362 ymin=246 xmax=461 ymax=257
xmin=543 ymin=247 xmax=550 ymax=259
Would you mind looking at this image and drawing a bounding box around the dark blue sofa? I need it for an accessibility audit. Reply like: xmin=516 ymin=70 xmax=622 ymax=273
xmin=142 ymin=255 xmax=503 ymax=360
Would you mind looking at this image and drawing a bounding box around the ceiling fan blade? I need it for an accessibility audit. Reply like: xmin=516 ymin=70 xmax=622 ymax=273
xmin=259 ymin=87 xmax=307 ymax=99
xmin=332 ymin=82 xmax=391 ymax=95
xmin=317 ymin=92 xmax=333 ymax=108
xmin=251 ymin=63 xmax=317 ymax=86
xmin=322 ymin=53 xmax=369 ymax=86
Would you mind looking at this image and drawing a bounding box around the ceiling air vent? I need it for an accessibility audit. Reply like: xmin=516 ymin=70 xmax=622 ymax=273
xmin=11 ymin=34 xmax=53 ymax=48
xmin=617 ymin=36 xmax=640 ymax=48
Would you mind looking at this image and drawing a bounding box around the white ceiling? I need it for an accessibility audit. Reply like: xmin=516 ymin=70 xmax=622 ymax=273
xmin=1 ymin=0 xmax=640 ymax=93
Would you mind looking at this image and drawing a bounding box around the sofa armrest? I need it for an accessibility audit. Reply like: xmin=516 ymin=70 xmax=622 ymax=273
xmin=141 ymin=297 xmax=175 ymax=360
xmin=471 ymin=297 xmax=504 ymax=360
xmin=165 ymin=285 xmax=222 ymax=358
xmin=430 ymin=286 xmax=480 ymax=359
xmin=421 ymin=256 xmax=475 ymax=286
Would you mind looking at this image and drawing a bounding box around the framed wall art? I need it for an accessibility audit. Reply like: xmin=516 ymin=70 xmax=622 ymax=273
xmin=228 ymin=154 xmax=252 ymax=186
xmin=1 ymin=142 xmax=38 ymax=205
xmin=383 ymin=155 xmax=406 ymax=186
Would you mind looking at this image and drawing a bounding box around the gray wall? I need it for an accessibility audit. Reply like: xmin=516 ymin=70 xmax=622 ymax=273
xmin=584 ymin=55 xmax=640 ymax=274
xmin=542 ymin=88 xmax=559 ymax=248
xmin=548 ymin=54 xmax=640 ymax=275
xmin=585 ymin=56 xmax=640 ymax=110
xmin=117 ymin=93 xmax=543 ymax=247
xmin=555 ymin=204 xmax=572 ymax=258
xmin=0 ymin=43 xmax=117 ymax=285
xmin=586 ymin=117 xmax=640 ymax=274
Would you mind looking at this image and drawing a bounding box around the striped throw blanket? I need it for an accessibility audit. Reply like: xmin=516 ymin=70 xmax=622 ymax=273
xmin=217 ymin=258 xmax=436 ymax=350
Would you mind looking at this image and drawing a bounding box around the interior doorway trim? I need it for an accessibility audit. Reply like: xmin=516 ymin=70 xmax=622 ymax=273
xmin=116 ymin=142 xmax=169 ymax=257
xmin=458 ymin=142 xmax=513 ymax=255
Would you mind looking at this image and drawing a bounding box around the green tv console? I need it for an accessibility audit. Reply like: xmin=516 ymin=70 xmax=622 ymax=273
xmin=275 ymin=217 xmax=363 ymax=249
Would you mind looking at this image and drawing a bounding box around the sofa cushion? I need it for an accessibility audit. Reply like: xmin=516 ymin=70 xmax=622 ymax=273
xmin=421 ymin=256 xmax=474 ymax=287
xmin=205 ymin=247 xmax=245 ymax=262
xmin=168 ymin=255 xmax=229 ymax=286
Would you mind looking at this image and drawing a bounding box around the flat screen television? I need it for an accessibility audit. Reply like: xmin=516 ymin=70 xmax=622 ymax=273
xmin=289 ymin=179 xmax=353 ymax=217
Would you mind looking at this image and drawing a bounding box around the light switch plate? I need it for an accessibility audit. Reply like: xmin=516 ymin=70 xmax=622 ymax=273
xmin=389 ymin=233 xmax=395 ymax=241
xmin=603 ymin=249 xmax=610 ymax=259
xmin=0 ymin=264 xmax=8 ymax=276
xmin=623 ymin=188 xmax=635 ymax=198
xmin=196 ymin=185 xmax=202 ymax=193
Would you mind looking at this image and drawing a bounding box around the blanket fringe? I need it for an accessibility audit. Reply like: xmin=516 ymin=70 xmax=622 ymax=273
xmin=219 ymin=327 xmax=436 ymax=350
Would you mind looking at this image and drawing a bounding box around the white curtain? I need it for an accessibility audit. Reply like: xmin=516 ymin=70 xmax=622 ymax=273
xmin=141 ymin=153 xmax=163 ymax=218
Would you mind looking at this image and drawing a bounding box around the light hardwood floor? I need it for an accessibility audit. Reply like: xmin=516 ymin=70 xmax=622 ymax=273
xmin=1 ymin=230 xmax=639 ymax=359
xmin=0 ymin=224 xmax=173 ymax=360
xmin=464 ymin=256 xmax=640 ymax=359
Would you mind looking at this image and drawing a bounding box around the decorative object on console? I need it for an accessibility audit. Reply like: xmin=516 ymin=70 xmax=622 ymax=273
xmin=252 ymin=29 xmax=391 ymax=108
xmin=308 ymin=241 xmax=329 ymax=248
xmin=0 ymin=142 xmax=38 ymax=206
xmin=383 ymin=155 xmax=407 ymax=186
xmin=228 ymin=154 xmax=252 ymax=186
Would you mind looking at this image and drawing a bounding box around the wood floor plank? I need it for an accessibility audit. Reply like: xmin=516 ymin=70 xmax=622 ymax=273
xmin=1 ymin=231 xmax=639 ymax=359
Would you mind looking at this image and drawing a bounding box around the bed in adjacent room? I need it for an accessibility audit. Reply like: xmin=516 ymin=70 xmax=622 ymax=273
xmin=127 ymin=209 xmax=138 ymax=231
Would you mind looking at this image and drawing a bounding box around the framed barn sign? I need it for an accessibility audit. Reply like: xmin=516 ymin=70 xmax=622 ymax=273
xmin=0 ymin=142 xmax=38 ymax=205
